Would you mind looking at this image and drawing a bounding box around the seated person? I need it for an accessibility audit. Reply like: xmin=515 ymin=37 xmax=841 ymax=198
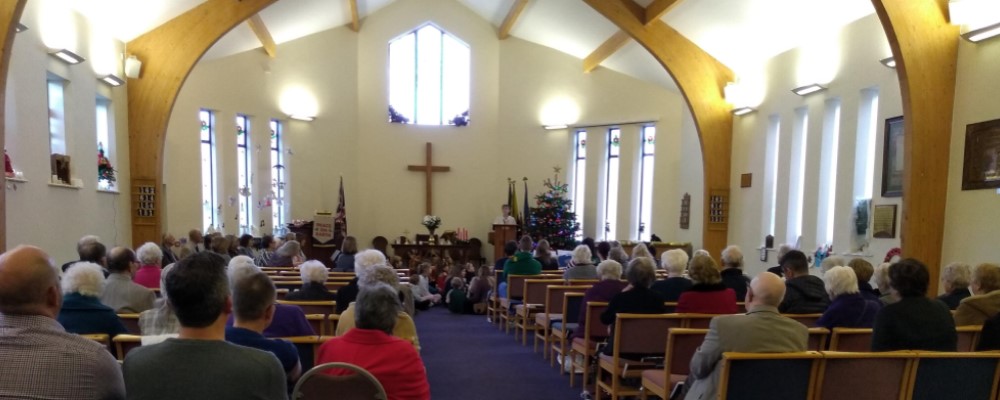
xmin=226 ymin=271 xmax=301 ymax=384
xmin=58 ymin=262 xmax=127 ymax=338
xmin=338 ymin=266 xmax=420 ymax=350
xmin=100 ymin=246 xmax=156 ymax=313
xmin=267 ymin=240 xmax=303 ymax=267
xmin=651 ymin=249 xmax=692 ymax=302
xmin=467 ymin=265 xmax=494 ymax=311
xmin=411 ymin=263 xmax=442 ymax=307
xmin=254 ymin=235 xmax=277 ymax=267
xmin=719 ymin=245 xmax=751 ymax=301
xmin=600 ymin=258 xmax=667 ymax=356
xmin=938 ymin=262 xmax=972 ymax=310
xmin=873 ymin=262 xmax=896 ymax=304
xmin=132 ymin=242 xmax=164 ymax=289
xmin=61 ymin=236 xmax=106 ymax=273
xmin=684 ymin=272 xmax=808 ymax=400
xmin=608 ymin=247 xmax=630 ymax=269
xmin=336 ymin=250 xmax=388 ymax=314
xmin=124 ymin=252 xmax=287 ymax=399
xmin=285 ymin=260 xmax=336 ymax=301
xmin=499 ymin=236 xmax=543 ymax=297
xmin=563 ymin=245 xmax=598 ymax=280
xmin=817 ymin=266 xmax=881 ymax=330
xmin=778 ymin=250 xmax=830 ymax=314
xmin=570 ymin=260 xmax=627 ymax=342
xmin=332 ymin=236 xmax=358 ymax=272
xmin=226 ymin=256 xmax=314 ymax=337
xmin=316 ymin=283 xmax=431 ymax=400
xmin=446 ymin=277 xmax=470 ymax=314
xmin=765 ymin=244 xmax=794 ymax=278
xmin=139 ymin=264 xmax=180 ymax=337
xmin=954 ymin=263 xmax=1000 ymax=326
xmin=534 ymin=239 xmax=559 ymax=271
xmin=848 ymin=258 xmax=879 ymax=302
xmin=0 ymin=245 xmax=125 ymax=399
xmin=871 ymin=259 xmax=957 ymax=352
xmin=676 ymin=255 xmax=738 ymax=314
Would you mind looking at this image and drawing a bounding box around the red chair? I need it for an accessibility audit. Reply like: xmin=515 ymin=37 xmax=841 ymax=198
xmin=595 ymin=314 xmax=684 ymax=400
xmin=640 ymin=328 xmax=707 ymax=400
xmin=828 ymin=328 xmax=873 ymax=352
xmin=569 ymin=301 xmax=609 ymax=389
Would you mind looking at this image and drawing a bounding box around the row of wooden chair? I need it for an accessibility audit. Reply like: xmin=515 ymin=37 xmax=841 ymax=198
xmin=116 ymin=300 xmax=340 ymax=336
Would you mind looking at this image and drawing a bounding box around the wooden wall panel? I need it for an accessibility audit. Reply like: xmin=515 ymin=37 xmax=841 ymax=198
xmin=126 ymin=0 xmax=278 ymax=246
xmin=0 ymin=0 xmax=28 ymax=253
xmin=871 ymin=0 xmax=958 ymax=295
xmin=584 ymin=0 xmax=734 ymax=257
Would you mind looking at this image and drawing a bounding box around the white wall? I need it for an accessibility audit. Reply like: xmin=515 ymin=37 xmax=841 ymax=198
xmin=163 ymin=0 xmax=688 ymax=254
xmin=4 ymin=0 xmax=131 ymax=264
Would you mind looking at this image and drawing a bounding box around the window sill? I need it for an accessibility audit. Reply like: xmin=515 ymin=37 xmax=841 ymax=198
xmin=97 ymin=188 xmax=119 ymax=194
xmin=6 ymin=177 xmax=27 ymax=183
xmin=48 ymin=182 xmax=82 ymax=190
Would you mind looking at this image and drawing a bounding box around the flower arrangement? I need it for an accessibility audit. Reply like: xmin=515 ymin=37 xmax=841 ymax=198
xmin=422 ymin=215 xmax=442 ymax=231
xmin=97 ymin=144 xmax=116 ymax=187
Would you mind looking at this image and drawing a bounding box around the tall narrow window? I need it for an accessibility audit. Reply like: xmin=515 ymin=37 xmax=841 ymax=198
xmin=236 ymin=115 xmax=252 ymax=234
xmin=817 ymin=100 xmax=842 ymax=245
xmin=572 ymin=131 xmax=587 ymax=239
xmin=637 ymin=126 xmax=656 ymax=241
xmin=270 ymin=119 xmax=286 ymax=233
xmin=96 ymin=96 xmax=114 ymax=190
xmin=605 ymin=128 xmax=621 ymax=241
xmin=48 ymin=75 xmax=67 ymax=156
xmin=200 ymin=110 xmax=217 ymax=231
xmin=388 ymin=24 xmax=470 ymax=126
xmin=787 ymin=108 xmax=809 ymax=243
xmin=854 ymin=88 xmax=880 ymax=199
xmin=763 ymin=116 xmax=781 ymax=236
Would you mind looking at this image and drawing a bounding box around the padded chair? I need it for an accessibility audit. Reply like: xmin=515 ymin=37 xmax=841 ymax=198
xmin=828 ymin=328 xmax=873 ymax=352
xmin=570 ymin=301 xmax=610 ymax=389
xmin=117 ymin=313 xmax=141 ymax=335
xmin=278 ymin=300 xmax=337 ymax=318
xmin=595 ymin=314 xmax=684 ymax=400
xmin=807 ymin=327 xmax=831 ymax=351
xmin=514 ymin=279 xmax=564 ymax=345
xmin=551 ymin=293 xmax=585 ymax=372
xmin=679 ymin=313 xmax=717 ymax=329
xmin=534 ymin=285 xmax=588 ymax=355
xmin=291 ymin=362 xmax=387 ymax=400
xmin=956 ymin=325 xmax=983 ymax=351
xmin=907 ymin=352 xmax=1000 ymax=400
xmin=500 ymin=275 xmax=532 ymax=335
xmin=113 ymin=334 xmax=143 ymax=361
xmin=640 ymin=328 xmax=708 ymax=400
xmin=718 ymin=352 xmax=822 ymax=400
xmin=785 ymin=313 xmax=824 ymax=327
xmin=815 ymin=351 xmax=912 ymax=400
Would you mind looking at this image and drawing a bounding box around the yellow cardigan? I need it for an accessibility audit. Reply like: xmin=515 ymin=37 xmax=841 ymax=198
xmin=335 ymin=302 xmax=420 ymax=351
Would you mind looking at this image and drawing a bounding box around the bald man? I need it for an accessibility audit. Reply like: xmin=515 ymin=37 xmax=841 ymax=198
xmin=683 ymin=272 xmax=808 ymax=400
xmin=0 ymin=245 xmax=125 ymax=399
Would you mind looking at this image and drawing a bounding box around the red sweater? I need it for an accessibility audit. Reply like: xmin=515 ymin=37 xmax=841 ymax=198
xmin=676 ymin=284 xmax=738 ymax=314
xmin=316 ymin=328 xmax=430 ymax=400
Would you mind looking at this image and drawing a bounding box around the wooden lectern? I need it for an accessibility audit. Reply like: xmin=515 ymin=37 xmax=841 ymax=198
xmin=489 ymin=224 xmax=518 ymax=261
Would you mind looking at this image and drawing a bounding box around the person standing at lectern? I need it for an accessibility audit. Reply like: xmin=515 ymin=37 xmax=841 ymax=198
xmin=493 ymin=204 xmax=517 ymax=225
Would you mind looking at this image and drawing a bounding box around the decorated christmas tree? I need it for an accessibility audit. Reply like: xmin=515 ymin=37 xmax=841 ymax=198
xmin=526 ymin=168 xmax=580 ymax=250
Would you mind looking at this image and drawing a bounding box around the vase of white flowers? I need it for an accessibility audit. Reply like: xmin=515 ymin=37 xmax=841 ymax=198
xmin=422 ymin=215 xmax=442 ymax=236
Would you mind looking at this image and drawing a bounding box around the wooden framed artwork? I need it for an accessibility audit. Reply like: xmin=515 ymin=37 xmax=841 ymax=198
xmin=881 ymin=116 xmax=904 ymax=197
xmin=961 ymin=118 xmax=1000 ymax=190
xmin=679 ymin=193 xmax=690 ymax=230
xmin=740 ymin=173 xmax=752 ymax=188
xmin=873 ymin=204 xmax=897 ymax=239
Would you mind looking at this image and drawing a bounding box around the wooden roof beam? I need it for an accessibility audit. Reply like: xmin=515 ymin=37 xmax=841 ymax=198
xmin=348 ymin=0 xmax=360 ymax=32
xmin=644 ymin=0 xmax=681 ymax=25
xmin=498 ymin=0 xmax=530 ymax=39
xmin=247 ymin=14 xmax=276 ymax=58
xmin=583 ymin=30 xmax=631 ymax=73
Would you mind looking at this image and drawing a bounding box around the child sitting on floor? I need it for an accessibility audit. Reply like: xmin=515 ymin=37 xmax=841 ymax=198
xmin=446 ymin=277 xmax=470 ymax=314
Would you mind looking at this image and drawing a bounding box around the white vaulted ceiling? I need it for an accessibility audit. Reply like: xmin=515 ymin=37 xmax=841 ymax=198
xmin=69 ymin=0 xmax=877 ymax=91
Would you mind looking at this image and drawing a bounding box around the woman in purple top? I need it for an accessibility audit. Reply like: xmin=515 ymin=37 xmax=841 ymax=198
xmin=571 ymin=260 xmax=627 ymax=340
xmin=817 ymin=266 xmax=881 ymax=329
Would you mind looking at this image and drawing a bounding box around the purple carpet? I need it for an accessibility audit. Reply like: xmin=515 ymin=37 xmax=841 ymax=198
xmin=414 ymin=306 xmax=584 ymax=400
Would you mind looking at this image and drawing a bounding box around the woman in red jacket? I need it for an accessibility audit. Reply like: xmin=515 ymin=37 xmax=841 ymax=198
xmin=676 ymin=254 xmax=739 ymax=314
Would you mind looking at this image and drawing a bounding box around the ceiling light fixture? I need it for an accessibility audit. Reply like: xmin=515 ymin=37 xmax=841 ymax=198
xmin=289 ymin=114 xmax=315 ymax=122
xmin=732 ymin=107 xmax=756 ymax=116
xmin=791 ymin=83 xmax=827 ymax=96
xmin=100 ymin=74 xmax=124 ymax=87
xmin=543 ymin=124 xmax=568 ymax=130
xmin=963 ymin=21 xmax=1000 ymax=42
xmin=50 ymin=49 xmax=85 ymax=65
xmin=879 ymin=57 xmax=896 ymax=68
xmin=15 ymin=23 xmax=27 ymax=33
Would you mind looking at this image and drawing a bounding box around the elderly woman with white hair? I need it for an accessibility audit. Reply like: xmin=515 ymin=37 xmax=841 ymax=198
xmin=651 ymin=249 xmax=693 ymax=302
xmin=335 ymin=265 xmax=420 ymax=350
xmin=569 ymin=260 xmax=626 ymax=343
xmin=817 ymin=266 xmax=881 ymax=330
xmin=720 ymin=245 xmax=751 ymax=300
xmin=57 ymin=262 xmax=127 ymax=337
xmin=285 ymin=260 xmax=336 ymax=301
xmin=564 ymin=245 xmax=598 ymax=280
xmin=336 ymin=249 xmax=387 ymax=314
xmin=133 ymin=242 xmax=164 ymax=289
xmin=937 ymin=262 xmax=972 ymax=310
xmin=267 ymin=240 xmax=303 ymax=267
xmin=225 ymin=255 xmax=315 ymax=338
xmin=873 ymin=262 xmax=896 ymax=304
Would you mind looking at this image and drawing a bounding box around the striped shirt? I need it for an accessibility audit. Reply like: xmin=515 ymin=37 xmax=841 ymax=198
xmin=0 ymin=313 xmax=125 ymax=399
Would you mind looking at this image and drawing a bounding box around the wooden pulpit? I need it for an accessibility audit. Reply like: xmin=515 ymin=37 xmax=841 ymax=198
xmin=489 ymin=224 xmax=517 ymax=262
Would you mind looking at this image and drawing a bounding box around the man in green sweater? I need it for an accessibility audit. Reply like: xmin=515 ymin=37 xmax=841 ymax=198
xmin=499 ymin=236 xmax=542 ymax=298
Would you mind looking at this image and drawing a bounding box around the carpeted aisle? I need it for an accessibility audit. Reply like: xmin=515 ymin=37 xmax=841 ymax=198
xmin=414 ymin=306 xmax=584 ymax=400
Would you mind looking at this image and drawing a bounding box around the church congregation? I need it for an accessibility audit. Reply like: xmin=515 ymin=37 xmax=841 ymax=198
xmin=2 ymin=0 xmax=1000 ymax=399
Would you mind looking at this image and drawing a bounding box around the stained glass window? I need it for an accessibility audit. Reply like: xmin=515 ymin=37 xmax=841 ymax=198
xmin=236 ymin=115 xmax=252 ymax=234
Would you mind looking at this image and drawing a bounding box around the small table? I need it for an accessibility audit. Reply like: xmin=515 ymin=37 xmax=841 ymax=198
xmin=391 ymin=243 xmax=478 ymax=268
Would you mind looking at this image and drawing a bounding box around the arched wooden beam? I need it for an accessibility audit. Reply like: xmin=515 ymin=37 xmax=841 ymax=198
xmin=127 ymin=0 xmax=278 ymax=246
xmin=0 ymin=0 xmax=28 ymax=253
xmin=584 ymin=0 xmax=734 ymax=256
xmin=871 ymin=0 xmax=957 ymax=295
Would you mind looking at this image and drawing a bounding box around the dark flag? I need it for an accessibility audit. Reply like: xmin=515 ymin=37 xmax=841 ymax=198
xmin=336 ymin=176 xmax=347 ymax=236
xmin=522 ymin=178 xmax=530 ymax=232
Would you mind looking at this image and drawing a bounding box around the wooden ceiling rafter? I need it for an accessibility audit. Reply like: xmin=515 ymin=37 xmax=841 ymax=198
xmin=583 ymin=29 xmax=631 ymax=73
xmin=247 ymin=14 xmax=277 ymax=58
xmin=644 ymin=0 xmax=681 ymax=25
xmin=348 ymin=0 xmax=360 ymax=32
xmin=498 ymin=0 xmax=530 ymax=40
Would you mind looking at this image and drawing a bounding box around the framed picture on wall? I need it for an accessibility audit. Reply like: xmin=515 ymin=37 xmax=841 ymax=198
xmin=961 ymin=118 xmax=1000 ymax=190
xmin=881 ymin=116 xmax=904 ymax=197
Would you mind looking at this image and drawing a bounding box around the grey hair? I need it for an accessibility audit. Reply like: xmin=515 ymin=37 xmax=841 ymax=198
xmin=941 ymin=262 xmax=972 ymax=288
xmin=136 ymin=242 xmax=163 ymax=265
xmin=596 ymin=260 xmax=623 ymax=281
xmin=776 ymin=244 xmax=794 ymax=259
xmin=721 ymin=245 xmax=744 ymax=269
xmin=78 ymin=235 xmax=101 ymax=247
xmin=61 ymin=262 xmax=105 ymax=296
xmin=660 ymin=249 xmax=689 ymax=275
xmin=626 ymin=257 xmax=657 ymax=288
xmin=693 ymin=249 xmax=710 ymax=259
xmin=873 ymin=262 xmax=892 ymax=293
xmin=359 ymin=265 xmax=399 ymax=289
xmin=820 ymin=256 xmax=847 ymax=274
xmin=354 ymin=249 xmax=388 ymax=283
xmin=276 ymin=240 xmax=301 ymax=257
xmin=608 ymin=247 xmax=629 ymax=266
xmin=354 ymin=283 xmax=400 ymax=334
xmin=227 ymin=255 xmax=260 ymax=286
xmin=824 ymin=266 xmax=859 ymax=297
xmin=631 ymin=244 xmax=653 ymax=260
xmin=159 ymin=263 xmax=175 ymax=300
xmin=299 ymin=260 xmax=328 ymax=283
xmin=571 ymin=245 xmax=592 ymax=265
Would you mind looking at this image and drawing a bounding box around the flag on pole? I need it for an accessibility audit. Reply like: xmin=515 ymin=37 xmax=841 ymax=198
xmin=509 ymin=180 xmax=521 ymax=227
xmin=336 ymin=176 xmax=347 ymax=236
xmin=522 ymin=178 xmax=530 ymax=232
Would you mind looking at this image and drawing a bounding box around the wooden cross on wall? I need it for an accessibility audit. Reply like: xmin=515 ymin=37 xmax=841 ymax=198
xmin=407 ymin=143 xmax=450 ymax=215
